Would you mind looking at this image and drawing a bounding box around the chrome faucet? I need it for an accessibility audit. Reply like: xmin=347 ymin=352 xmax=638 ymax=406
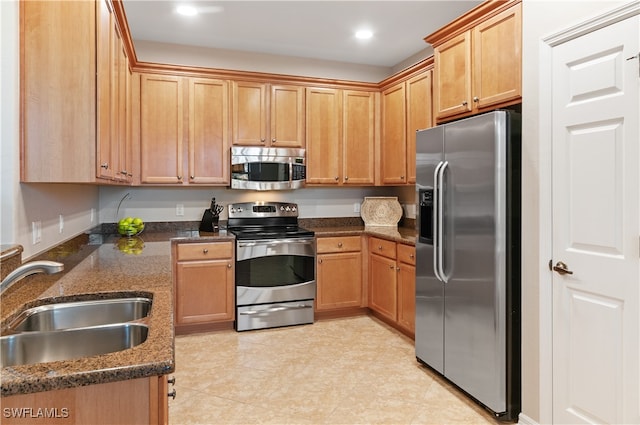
xmin=1 ymin=261 xmax=64 ymax=294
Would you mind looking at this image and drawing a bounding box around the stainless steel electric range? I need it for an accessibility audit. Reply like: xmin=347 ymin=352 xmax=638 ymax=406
xmin=227 ymin=201 xmax=316 ymax=331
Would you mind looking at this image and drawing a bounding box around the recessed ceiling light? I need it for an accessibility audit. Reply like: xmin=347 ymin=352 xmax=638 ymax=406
xmin=176 ymin=5 xmax=198 ymax=16
xmin=355 ymin=29 xmax=373 ymax=40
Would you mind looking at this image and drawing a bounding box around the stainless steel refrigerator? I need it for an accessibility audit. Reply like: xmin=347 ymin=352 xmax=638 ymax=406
xmin=415 ymin=110 xmax=521 ymax=421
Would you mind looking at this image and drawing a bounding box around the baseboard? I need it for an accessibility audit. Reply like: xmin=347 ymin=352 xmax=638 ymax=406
xmin=518 ymin=412 xmax=540 ymax=425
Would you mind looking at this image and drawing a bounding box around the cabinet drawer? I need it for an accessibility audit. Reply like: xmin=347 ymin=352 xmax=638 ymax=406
xmin=317 ymin=236 xmax=361 ymax=253
xmin=368 ymin=237 xmax=396 ymax=260
xmin=177 ymin=241 xmax=233 ymax=261
xmin=397 ymin=244 xmax=416 ymax=265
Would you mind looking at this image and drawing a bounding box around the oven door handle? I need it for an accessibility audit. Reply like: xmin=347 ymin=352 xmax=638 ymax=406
xmin=239 ymin=303 xmax=314 ymax=315
xmin=237 ymin=238 xmax=314 ymax=248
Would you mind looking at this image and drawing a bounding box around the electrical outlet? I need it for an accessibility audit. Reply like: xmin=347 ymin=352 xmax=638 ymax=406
xmin=90 ymin=208 xmax=96 ymax=223
xmin=32 ymin=221 xmax=42 ymax=245
xmin=176 ymin=204 xmax=184 ymax=216
xmin=354 ymin=203 xmax=361 ymax=213
xmin=59 ymin=214 xmax=64 ymax=234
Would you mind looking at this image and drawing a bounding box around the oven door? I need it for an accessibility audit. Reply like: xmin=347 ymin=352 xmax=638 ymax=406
xmin=235 ymin=237 xmax=316 ymax=306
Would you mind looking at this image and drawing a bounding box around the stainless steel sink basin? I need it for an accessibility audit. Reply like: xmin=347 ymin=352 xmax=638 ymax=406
xmin=1 ymin=323 xmax=149 ymax=367
xmin=7 ymin=297 xmax=152 ymax=332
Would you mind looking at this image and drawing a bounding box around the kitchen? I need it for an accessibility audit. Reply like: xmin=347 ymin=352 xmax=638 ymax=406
xmin=1 ymin=1 xmax=639 ymax=425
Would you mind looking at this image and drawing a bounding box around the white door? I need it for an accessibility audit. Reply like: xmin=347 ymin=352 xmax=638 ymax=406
xmin=551 ymin=14 xmax=639 ymax=425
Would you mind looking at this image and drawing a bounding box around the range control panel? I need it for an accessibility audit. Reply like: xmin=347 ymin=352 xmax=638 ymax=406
xmin=228 ymin=202 xmax=299 ymax=218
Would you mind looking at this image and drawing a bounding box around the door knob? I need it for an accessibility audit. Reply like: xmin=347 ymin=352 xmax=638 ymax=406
xmin=552 ymin=261 xmax=573 ymax=275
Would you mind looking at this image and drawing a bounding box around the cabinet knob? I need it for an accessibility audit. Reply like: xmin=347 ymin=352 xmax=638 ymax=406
xmin=261 ymin=138 xmax=266 ymax=143
xmin=396 ymin=266 xmax=401 ymax=271
xmin=462 ymin=100 xmax=468 ymax=106
xmin=177 ymin=175 xmax=182 ymax=180
xmin=120 ymin=170 xmax=127 ymax=175
xmin=227 ymin=263 xmax=232 ymax=268
xmin=168 ymin=389 xmax=177 ymax=400
xmin=335 ymin=176 xmax=339 ymax=181
xmin=190 ymin=175 xmax=195 ymax=180
xmin=410 ymin=254 xmax=415 ymax=259
xmin=318 ymin=258 xmax=323 ymax=264
xmin=389 ymin=265 xmax=395 ymax=269
xmin=473 ymin=96 xmax=479 ymax=102
xmin=100 ymin=163 xmax=109 ymax=169
xmin=338 ymin=242 xmax=343 ymax=248
xmin=400 ymin=175 xmax=405 ymax=180
xmin=344 ymin=176 xmax=349 ymax=181
xmin=203 ymin=248 xmax=209 ymax=254
xmin=272 ymin=138 xmax=276 ymax=143
xmin=378 ymin=245 xmax=383 ymax=250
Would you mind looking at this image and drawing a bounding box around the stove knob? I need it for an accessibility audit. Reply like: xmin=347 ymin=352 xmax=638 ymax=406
xmin=238 ymin=207 xmax=243 ymax=213
xmin=285 ymin=206 xmax=291 ymax=211
xmin=292 ymin=206 xmax=297 ymax=212
xmin=280 ymin=206 xmax=285 ymax=211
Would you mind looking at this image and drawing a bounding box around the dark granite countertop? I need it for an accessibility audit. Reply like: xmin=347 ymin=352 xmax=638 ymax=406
xmin=305 ymin=225 xmax=416 ymax=246
xmin=0 ymin=230 xmax=233 ymax=397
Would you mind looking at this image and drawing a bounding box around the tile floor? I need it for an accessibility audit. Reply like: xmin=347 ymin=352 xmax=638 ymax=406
xmin=169 ymin=315 xmax=502 ymax=425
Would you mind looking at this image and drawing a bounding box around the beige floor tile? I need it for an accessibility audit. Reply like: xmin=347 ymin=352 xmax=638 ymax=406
xmin=169 ymin=315 xmax=502 ymax=425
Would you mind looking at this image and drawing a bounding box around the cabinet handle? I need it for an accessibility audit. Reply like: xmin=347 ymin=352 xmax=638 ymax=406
xmin=100 ymin=163 xmax=109 ymax=169
xmin=168 ymin=389 xmax=176 ymax=400
xmin=167 ymin=376 xmax=176 ymax=385
xmin=120 ymin=170 xmax=127 ymax=175
xmin=473 ymin=96 xmax=479 ymax=103
xmin=338 ymin=242 xmax=343 ymax=248
xmin=203 ymin=248 xmax=209 ymax=254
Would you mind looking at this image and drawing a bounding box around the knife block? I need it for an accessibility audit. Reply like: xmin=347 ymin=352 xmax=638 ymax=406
xmin=199 ymin=209 xmax=219 ymax=232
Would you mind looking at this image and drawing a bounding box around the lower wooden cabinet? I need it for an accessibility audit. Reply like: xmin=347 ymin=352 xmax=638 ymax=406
xmin=172 ymin=241 xmax=234 ymax=333
xmin=396 ymin=243 xmax=416 ymax=335
xmin=316 ymin=236 xmax=363 ymax=311
xmin=368 ymin=237 xmax=416 ymax=336
xmin=2 ymin=376 xmax=170 ymax=425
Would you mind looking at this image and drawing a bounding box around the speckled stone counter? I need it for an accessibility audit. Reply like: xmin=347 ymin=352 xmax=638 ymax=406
xmin=300 ymin=218 xmax=416 ymax=245
xmin=0 ymin=230 xmax=232 ymax=397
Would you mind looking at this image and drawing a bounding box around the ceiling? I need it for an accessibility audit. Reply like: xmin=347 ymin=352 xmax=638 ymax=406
xmin=122 ymin=1 xmax=483 ymax=68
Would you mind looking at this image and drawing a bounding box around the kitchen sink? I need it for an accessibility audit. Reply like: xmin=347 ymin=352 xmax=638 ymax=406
xmin=1 ymin=323 xmax=149 ymax=367
xmin=6 ymin=297 xmax=152 ymax=333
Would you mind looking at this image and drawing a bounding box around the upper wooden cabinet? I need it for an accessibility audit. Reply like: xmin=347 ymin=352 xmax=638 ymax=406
xmin=305 ymin=88 xmax=375 ymax=185
xmin=427 ymin=1 xmax=522 ymax=122
xmin=380 ymin=68 xmax=433 ymax=185
xmin=231 ymin=82 xmax=305 ymax=147
xmin=97 ymin=0 xmax=132 ymax=183
xmin=21 ymin=0 xmax=97 ymax=183
xmin=138 ymin=74 xmax=230 ymax=185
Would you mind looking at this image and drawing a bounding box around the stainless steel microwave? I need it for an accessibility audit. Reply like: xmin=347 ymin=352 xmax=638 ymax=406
xmin=230 ymin=147 xmax=306 ymax=190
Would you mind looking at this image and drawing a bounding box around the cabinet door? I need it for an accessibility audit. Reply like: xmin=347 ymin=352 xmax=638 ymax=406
xmin=433 ymin=31 xmax=472 ymax=120
xmin=343 ymin=90 xmax=375 ymax=185
xmin=188 ymin=78 xmax=230 ymax=185
xmin=397 ymin=262 xmax=416 ymax=334
xmin=114 ymin=27 xmax=130 ymax=182
xmin=175 ymin=259 xmax=234 ymax=324
xmin=369 ymin=253 xmax=397 ymax=321
xmin=270 ymin=84 xmax=305 ymax=147
xmin=316 ymin=252 xmax=362 ymax=311
xmin=21 ymin=0 xmax=96 ymax=183
xmin=140 ymin=74 xmax=184 ymax=184
xmin=96 ymin=0 xmax=114 ymax=181
xmin=472 ymin=3 xmax=522 ymax=109
xmin=381 ymin=83 xmax=407 ymax=185
xmin=305 ymin=87 xmax=341 ymax=184
xmin=232 ymin=81 xmax=267 ymax=145
xmin=406 ymin=71 xmax=432 ymax=184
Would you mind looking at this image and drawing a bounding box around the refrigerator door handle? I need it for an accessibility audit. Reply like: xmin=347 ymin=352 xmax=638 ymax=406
xmin=437 ymin=161 xmax=449 ymax=283
xmin=433 ymin=161 xmax=444 ymax=282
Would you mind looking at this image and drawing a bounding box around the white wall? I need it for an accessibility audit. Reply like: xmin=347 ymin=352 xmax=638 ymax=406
xmin=520 ymin=1 xmax=629 ymax=424
xmin=0 ymin=0 xmax=99 ymax=261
